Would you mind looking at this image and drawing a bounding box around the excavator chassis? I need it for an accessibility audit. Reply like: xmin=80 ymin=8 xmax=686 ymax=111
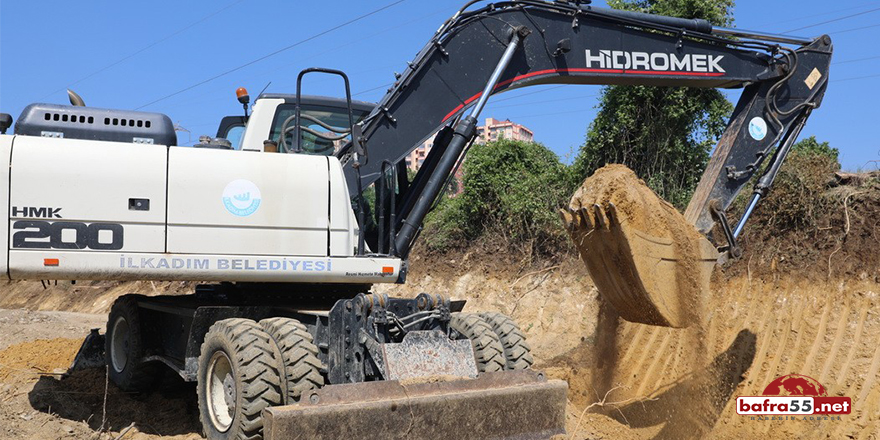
xmin=74 ymin=284 xmax=566 ymax=439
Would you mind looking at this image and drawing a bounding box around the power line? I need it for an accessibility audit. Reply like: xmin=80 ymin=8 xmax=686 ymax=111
xmin=241 ymin=5 xmax=451 ymax=89
xmin=491 ymin=85 xmax=567 ymax=103
xmin=784 ymin=6 xmax=880 ymax=33
xmin=353 ymin=83 xmax=394 ymax=97
xmin=486 ymin=93 xmax=599 ymax=109
xmin=833 ymin=54 xmax=880 ymax=65
xmin=143 ymin=5 xmax=451 ymax=111
xmin=148 ymin=4 xmax=448 ymax=111
xmin=752 ymin=2 xmax=880 ymax=28
xmin=829 ymin=23 xmax=880 ymax=35
xmin=493 ymin=68 xmax=880 ymax=113
xmin=38 ymin=0 xmax=245 ymax=101
xmin=834 ymin=73 xmax=880 ymax=82
xmin=136 ymin=0 xmax=408 ymax=110
xmin=505 ymin=107 xmax=596 ymax=119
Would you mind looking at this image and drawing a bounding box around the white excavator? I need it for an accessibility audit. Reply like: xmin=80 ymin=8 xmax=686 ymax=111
xmin=0 ymin=1 xmax=831 ymax=439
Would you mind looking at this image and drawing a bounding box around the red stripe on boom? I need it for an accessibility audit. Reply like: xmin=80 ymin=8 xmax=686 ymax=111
xmin=440 ymin=68 xmax=725 ymax=122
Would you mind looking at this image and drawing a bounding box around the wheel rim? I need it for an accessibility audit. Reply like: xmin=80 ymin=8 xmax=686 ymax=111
xmin=110 ymin=316 xmax=130 ymax=373
xmin=206 ymin=350 xmax=236 ymax=432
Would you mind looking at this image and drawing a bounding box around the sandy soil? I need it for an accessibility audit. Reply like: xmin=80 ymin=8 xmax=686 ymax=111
xmin=381 ymin=258 xmax=880 ymax=439
xmin=0 ymin=307 xmax=201 ymax=440
xmin=0 ymin=261 xmax=877 ymax=439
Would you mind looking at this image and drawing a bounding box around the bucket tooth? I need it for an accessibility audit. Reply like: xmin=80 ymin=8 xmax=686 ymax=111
xmin=577 ymin=206 xmax=592 ymax=229
xmin=558 ymin=208 xmax=575 ymax=230
xmin=605 ymin=202 xmax=619 ymax=226
xmin=592 ymin=203 xmax=606 ymax=229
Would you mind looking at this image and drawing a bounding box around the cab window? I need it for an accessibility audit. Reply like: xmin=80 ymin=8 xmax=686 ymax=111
xmin=225 ymin=126 xmax=245 ymax=150
xmin=268 ymin=104 xmax=369 ymax=155
xmin=215 ymin=115 xmax=247 ymax=150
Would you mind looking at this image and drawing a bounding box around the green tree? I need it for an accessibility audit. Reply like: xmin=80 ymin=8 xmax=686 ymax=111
xmin=425 ymin=138 xmax=569 ymax=255
xmin=791 ymin=135 xmax=839 ymax=162
xmin=570 ymin=0 xmax=735 ymax=209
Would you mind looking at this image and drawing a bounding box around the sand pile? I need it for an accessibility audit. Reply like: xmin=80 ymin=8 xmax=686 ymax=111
xmin=0 ymin=338 xmax=80 ymax=382
xmin=561 ymin=164 xmax=718 ymax=327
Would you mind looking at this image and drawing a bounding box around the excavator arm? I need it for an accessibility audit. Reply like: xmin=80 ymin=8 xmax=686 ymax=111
xmin=336 ymin=0 xmax=832 ymax=261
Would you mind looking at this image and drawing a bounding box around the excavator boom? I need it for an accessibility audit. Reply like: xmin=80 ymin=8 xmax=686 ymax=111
xmin=337 ymin=0 xmax=831 ymax=259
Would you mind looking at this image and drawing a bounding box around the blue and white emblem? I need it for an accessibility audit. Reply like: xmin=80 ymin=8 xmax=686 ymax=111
xmin=222 ymin=179 xmax=262 ymax=217
xmin=748 ymin=117 xmax=767 ymax=141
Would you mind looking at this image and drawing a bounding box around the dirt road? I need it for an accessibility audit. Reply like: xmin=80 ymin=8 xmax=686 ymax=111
xmin=0 ymin=307 xmax=201 ymax=440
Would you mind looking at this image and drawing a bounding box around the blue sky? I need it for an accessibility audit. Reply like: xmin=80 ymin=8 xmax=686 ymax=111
xmin=1 ymin=0 xmax=878 ymax=170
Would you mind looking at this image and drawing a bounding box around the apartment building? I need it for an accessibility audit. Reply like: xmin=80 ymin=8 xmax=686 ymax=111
xmin=405 ymin=117 xmax=534 ymax=172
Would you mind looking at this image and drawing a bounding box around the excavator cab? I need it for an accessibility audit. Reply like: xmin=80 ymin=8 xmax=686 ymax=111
xmin=215 ymin=95 xmax=373 ymax=153
xmin=215 ymin=115 xmax=246 ymax=149
xmin=274 ymin=68 xmax=364 ymax=157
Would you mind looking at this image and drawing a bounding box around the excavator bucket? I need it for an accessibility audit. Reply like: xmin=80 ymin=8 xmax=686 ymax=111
xmin=560 ymin=165 xmax=719 ymax=328
xmin=263 ymin=370 xmax=567 ymax=440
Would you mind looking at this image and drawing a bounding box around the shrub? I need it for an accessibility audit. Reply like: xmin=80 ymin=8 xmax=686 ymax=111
xmin=745 ymin=136 xmax=841 ymax=231
xmin=424 ymin=138 xmax=570 ymax=256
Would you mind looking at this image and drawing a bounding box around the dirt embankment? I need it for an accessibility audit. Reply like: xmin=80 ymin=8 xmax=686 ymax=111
xmin=0 ymin=280 xmax=199 ymax=440
xmin=0 ymin=309 xmax=202 ymax=440
xmin=729 ymin=170 xmax=880 ymax=281
xmin=0 ymin=280 xmax=194 ymax=314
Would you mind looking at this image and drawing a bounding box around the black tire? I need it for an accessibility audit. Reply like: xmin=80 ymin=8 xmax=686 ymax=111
xmin=449 ymin=313 xmax=505 ymax=373
xmin=197 ymin=318 xmax=283 ymax=440
xmin=105 ymin=294 xmax=160 ymax=392
xmin=258 ymin=317 xmax=324 ymax=404
xmin=479 ymin=312 xmax=534 ymax=370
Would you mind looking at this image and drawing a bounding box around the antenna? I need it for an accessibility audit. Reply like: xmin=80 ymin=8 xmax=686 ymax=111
xmin=258 ymin=81 xmax=272 ymax=97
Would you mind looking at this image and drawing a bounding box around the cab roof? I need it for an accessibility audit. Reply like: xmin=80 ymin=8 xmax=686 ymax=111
xmin=257 ymin=94 xmax=375 ymax=113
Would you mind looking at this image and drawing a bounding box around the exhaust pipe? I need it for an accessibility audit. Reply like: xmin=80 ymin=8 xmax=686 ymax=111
xmin=67 ymin=89 xmax=86 ymax=107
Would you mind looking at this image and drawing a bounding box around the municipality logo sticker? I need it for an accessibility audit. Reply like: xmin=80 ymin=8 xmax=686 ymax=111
xmin=222 ymin=179 xmax=261 ymax=217
xmin=748 ymin=117 xmax=768 ymax=141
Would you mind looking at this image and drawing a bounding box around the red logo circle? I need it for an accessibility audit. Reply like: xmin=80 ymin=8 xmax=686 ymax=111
xmin=762 ymin=374 xmax=827 ymax=397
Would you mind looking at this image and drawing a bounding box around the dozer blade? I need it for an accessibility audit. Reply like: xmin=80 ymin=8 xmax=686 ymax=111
xmin=561 ymin=165 xmax=719 ymax=328
xmin=262 ymin=370 xmax=567 ymax=440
